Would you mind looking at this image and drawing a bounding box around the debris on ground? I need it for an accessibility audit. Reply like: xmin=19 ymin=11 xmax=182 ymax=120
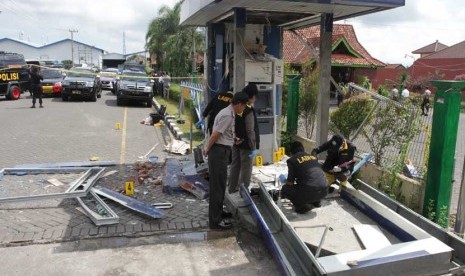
xmin=140 ymin=116 xmax=153 ymax=125
xmin=165 ymin=140 xmax=189 ymax=155
xmin=0 ymin=154 xmax=211 ymax=226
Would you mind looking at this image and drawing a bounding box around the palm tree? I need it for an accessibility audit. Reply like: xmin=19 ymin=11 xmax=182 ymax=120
xmin=146 ymin=1 xmax=204 ymax=75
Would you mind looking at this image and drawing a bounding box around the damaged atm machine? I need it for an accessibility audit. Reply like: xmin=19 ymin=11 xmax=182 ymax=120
xmin=183 ymin=4 xmax=285 ymax=165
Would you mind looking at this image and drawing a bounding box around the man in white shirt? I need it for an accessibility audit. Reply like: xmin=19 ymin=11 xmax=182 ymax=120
xmin=401 ymin=87 xmax=409 ymax=101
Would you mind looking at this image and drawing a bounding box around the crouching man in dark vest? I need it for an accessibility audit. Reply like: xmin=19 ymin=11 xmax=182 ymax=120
xmin=280 ymin=141 xmax=328 ymax=214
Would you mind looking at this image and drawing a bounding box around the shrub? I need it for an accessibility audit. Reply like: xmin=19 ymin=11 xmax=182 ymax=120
xmin=329 ymin=94 xmax=374 ymax=139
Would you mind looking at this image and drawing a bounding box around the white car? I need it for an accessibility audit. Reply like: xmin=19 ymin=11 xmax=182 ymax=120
xmin=100 ymin=68 xmax=118 ymax=93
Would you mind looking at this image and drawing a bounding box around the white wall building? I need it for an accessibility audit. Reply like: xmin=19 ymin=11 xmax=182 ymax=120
xmin=0 ymin=38 xmax=104 ymax=67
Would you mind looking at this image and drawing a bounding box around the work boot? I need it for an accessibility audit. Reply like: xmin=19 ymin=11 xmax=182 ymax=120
xmin=39 ymin=105 xmax=43 ymax=108
xmin=30 ymin=105 xmax=35 ymax=108
xmin=210 ymin=220 xmax=232 ymax=230
xmin=295 ymin=204 xmax=313 ymax=214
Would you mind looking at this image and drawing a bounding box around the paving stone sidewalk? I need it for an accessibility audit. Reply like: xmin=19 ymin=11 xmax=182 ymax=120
xmin=0 ymin=163 xmax=209 ymax=247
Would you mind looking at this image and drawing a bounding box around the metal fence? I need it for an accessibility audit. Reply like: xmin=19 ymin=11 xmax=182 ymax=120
xmin=298 ymin=83 xmax=432 ymax=178
xmin=180 ymin=81 xmax=207 ymax=135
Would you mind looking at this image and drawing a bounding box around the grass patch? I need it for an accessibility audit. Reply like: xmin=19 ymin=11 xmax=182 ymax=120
xmin=155 ymin=95 xmax=204 ymax=147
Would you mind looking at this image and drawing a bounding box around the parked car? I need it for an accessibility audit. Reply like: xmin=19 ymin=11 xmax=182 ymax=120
xmin=0 ymin=51 xmax=30 ymax=100
xmin=120 ymin=62 xmax=146 ymax=73
xmin=61 ymin=67 xmax=102 ymax=102
xmin=115 ymin=70 xmax=153 ymax=107
xmin=100 ymin=68 xmax=118 ymax=93
xmin=40 ymin=68 xmax=64 ymax=96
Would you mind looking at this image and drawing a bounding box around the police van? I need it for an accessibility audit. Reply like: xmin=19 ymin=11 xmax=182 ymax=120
xmin=0 ymin=51 xmax=30 ymax=100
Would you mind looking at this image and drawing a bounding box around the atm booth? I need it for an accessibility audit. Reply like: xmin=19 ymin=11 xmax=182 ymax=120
xmin=180 ymin=0 xmax=405 ymax=162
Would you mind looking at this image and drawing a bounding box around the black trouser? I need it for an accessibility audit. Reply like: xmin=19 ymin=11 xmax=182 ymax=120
xmin=421 ymin=98 xmax=430 ymax=114
xmin=208 ymin=144 xmax=231 ymax=227
xmin=31 ymin=84 xmax=42 ymax=106
xmin=281 ymin=185 xmax=327 ymax=211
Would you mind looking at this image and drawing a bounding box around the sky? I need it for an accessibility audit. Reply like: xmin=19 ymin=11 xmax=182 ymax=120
xmin=0 ymin=0 xmax=464 ymax=67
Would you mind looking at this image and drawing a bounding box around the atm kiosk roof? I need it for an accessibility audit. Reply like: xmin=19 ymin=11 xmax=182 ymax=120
xmin=181 ymin=0 xmax=405 ymax=29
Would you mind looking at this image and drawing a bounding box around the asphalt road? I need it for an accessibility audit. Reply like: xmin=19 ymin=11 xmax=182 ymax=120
xmin=0 ymin=90 xmax=167 ymax=168
xmin=0 ymin=91 xmax=279 ymax=276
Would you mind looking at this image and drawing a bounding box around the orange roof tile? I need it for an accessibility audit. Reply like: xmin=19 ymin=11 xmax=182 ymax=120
xmin=283 ymin=24 xmax=385 ymax=67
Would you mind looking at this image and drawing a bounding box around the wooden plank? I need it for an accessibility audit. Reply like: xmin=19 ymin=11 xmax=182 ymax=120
xmin=353 ymin=224 xmax=391 ymax=250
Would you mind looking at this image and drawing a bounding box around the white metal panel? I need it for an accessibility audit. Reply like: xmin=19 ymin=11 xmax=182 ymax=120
xmin=245 ymin=60 xmax=273 ymax=83
xmin=353 ymin=224 xmax=392 ymax=250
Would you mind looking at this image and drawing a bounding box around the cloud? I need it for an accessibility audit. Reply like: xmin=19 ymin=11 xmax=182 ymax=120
xmin=1 ymin=0 xmax=464 ymax=66
xmin=0 ymin=0 xmax=175 ymax=53
xmin=345 ymin=0 xmax=465 ymax=65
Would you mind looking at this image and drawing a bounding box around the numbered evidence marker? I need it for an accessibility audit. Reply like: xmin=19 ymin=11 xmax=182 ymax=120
xmin=125 ymin=180 xmax=134 ymax=196
xmin=273 ymin=151 xmax=280 ymax=163
xmin=279 ymin=147 xmax=285 ymax=158
xmin=255 ymin=155 xmax=263 ymax=167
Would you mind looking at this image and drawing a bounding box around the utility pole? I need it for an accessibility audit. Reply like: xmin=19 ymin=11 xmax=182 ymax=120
xmin=69 ymin=29 xmax=78 ymax=66
xmin=123 ymin=32 xmax=126 ymax=55
xmin=192 ymin=29 xmax=196 ymax=73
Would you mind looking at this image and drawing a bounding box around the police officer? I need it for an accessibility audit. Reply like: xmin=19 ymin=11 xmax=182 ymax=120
xmin=228 ymin=84 xmax=260 ymax=194
xmin=312 ymin=134 xmax=356 ymax=188
xmin=29 ymin=66 xmax=43 ymax=108
xmin=197 ymin=89 xmax=234 ymax=135
xmin=280 ymin=141 xmax=328 ymax=214
xmin=204 ymin=92 xmax=249 ymax=230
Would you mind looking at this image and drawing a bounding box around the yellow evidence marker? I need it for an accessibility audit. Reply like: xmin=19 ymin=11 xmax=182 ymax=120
xmin=125 ymin=180 xmax=134 ymax=196
xmin=279 ymin=147 xmax=285 ymax=158
xmin=115 ymin=122 xmax=121 ymax=130
xmin=273 ymin=151 xmax=280 ymax=163
xmin=255 ymin=155 xmax=263 ymax=167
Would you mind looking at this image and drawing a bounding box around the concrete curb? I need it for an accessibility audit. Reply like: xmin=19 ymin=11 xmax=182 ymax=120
xmin=225 ymin=191 xmax=259 ymax=235
xmin=152 ymin=97 xmax=188 ymax=141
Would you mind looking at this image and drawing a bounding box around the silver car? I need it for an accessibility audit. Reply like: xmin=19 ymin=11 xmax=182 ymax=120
xmin=100 ymin=68 xmax=118 ymax=93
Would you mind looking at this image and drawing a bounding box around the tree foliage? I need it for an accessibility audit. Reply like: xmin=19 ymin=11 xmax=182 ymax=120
xmin=299 ymin=64 xmax=319 ymax=138
xmin=146 ymin=1 xmax=205 ymax=76
xmin=329 ymin=94 xmax=374 ymax=139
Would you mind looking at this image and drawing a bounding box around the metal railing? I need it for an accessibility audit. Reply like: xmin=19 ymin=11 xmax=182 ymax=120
xmin=180 ymin=81 xmax=207 ymax=135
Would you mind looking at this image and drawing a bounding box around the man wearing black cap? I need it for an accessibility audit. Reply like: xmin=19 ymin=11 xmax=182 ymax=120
xmin=204 ymin=92 xmax=249 ymax=230
xmin=228 ymin=83 xmax=260 ymax=194
xmin=312 ymin=134 xmax=356 ymax=187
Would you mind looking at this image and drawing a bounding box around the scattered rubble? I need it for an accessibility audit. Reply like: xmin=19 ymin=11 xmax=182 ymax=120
xmin=0 ymin=155 xmax=210 ymax=226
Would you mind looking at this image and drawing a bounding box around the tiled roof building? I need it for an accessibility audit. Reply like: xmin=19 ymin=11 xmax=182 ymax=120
xmin=283 ymin=24 xmax=384 ymax=68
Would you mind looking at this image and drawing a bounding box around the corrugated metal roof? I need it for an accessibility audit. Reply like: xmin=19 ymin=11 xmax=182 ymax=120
xmin=412 ymin=40 xmax=448 ymax=55
xmin=0 ymin=37 xmax=104 ymax=52
xmin=421 ymin=40 xmax=465 ymax=59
